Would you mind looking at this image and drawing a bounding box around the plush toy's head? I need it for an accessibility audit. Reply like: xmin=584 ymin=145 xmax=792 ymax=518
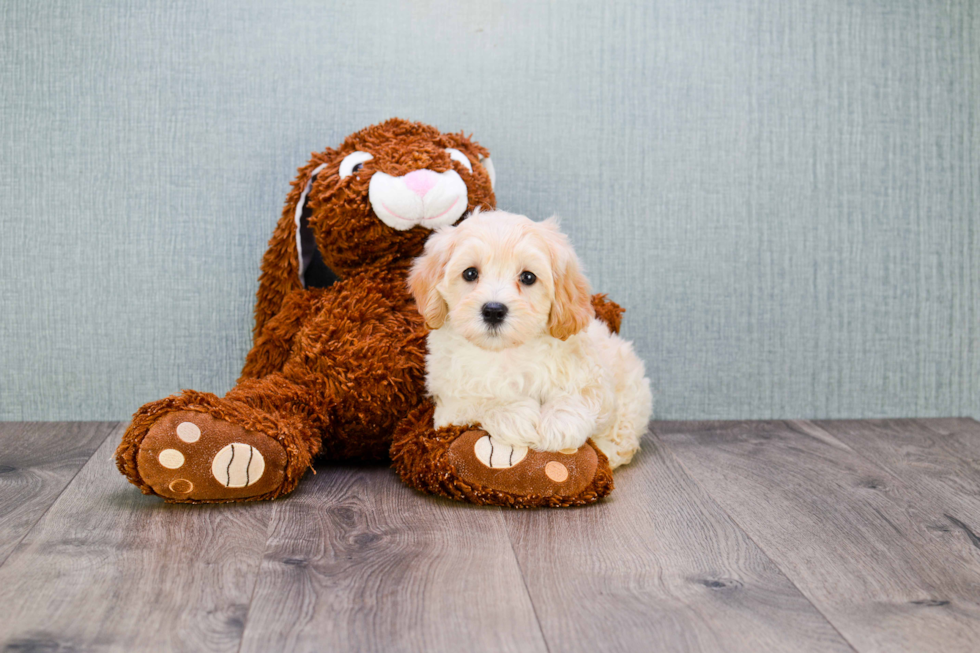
xmin=254 ymin=118 xmax=497 ymax=336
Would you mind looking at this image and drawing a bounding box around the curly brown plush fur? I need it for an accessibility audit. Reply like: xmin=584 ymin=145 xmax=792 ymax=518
xmin=115 ymin=118 xmax=621 ymax=507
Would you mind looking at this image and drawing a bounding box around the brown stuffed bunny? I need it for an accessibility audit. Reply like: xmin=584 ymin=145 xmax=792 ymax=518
xmin=115 ymin=118 xmax=621 ymax=507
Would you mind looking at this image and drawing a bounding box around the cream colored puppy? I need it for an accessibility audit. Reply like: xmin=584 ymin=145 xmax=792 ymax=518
xmin=409 ymin=210 xmax=652 ymax=468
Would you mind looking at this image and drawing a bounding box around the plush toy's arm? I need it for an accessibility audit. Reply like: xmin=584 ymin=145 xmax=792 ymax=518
xmin=591 ymin=294 xmax=624 ymax=334
xmin=239 ymin=287 xmax=326 ymax=380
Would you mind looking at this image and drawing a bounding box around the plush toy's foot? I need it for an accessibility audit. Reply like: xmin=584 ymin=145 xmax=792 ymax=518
xmin=447 ymin=430 xmax=601 ymax=498
xmin=136 ymin=411 xmax=287 ymax=502
xmin=391 ymin=403 xmax=614 ymax=508
xmin=116 ymin=391 xmax=318 ymax=503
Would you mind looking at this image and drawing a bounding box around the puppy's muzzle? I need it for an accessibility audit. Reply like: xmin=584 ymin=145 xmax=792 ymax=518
xmin=481 ymin=302 xmax=508 ymax=327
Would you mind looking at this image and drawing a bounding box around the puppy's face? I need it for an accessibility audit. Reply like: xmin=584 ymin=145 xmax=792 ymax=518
xmin=410 ymin=210 xmax=593 ymax=350
xmin=439 ymin=222 xmax=553 ymax=350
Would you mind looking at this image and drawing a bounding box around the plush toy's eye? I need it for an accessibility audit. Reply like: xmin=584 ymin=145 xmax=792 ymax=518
xmin=519 ymin=271 xmax=537 ymax=286
xmin=445 ymin=148 xmax=473 ymax=173
xmin=462 ymin=267 xmax=479 ymax=282
xmin=339 ymin=151 xmax=374 ymax=179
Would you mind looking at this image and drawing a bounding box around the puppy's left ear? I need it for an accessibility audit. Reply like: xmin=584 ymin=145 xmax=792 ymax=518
xmin=542 ymin=217 xmax=594 ymax=340
xmin=409 ymin=228 xmax=455 ymax=330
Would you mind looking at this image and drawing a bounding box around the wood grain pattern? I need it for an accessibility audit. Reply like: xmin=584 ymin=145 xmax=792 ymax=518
xmin=808 ymin=419 xmax=980 ymax=539
xmin=0 ymin=422 xmax=114 ymax=567
xmin=655 ymin=419 xmax=980 ymax=653
xmin=238 ymin=464 xmax=548 ymax=653
xmin=504 ymin=435 xmax=855 ymax=653
xmin=0 ymin=424 xmax=274 ymax=653
xmin=4 ymin=419 xmax=980 ymax=652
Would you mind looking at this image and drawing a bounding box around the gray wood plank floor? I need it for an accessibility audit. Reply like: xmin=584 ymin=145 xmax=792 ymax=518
xmin=655 ymin=420 xmax=980 ymax=653
xmin=0 ymin=422 xmax=114 ymax=567
xmin=0 ymin=418 xmax=978 ymax=652
xmin=239 ymin=466 xmax=547 ymax=653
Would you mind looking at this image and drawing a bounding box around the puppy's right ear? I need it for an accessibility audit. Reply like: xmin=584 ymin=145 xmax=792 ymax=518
xmin=409 ymin=228 xmax=455 ymax=330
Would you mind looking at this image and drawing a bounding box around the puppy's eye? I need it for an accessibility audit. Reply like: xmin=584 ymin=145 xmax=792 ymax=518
xmin=462 ymin=267 xmax=479 ymax=282
xmin=519 ymin=271 xmax=537 ymax=286
xmin=339 ymin=151 xmax=373 ymax=179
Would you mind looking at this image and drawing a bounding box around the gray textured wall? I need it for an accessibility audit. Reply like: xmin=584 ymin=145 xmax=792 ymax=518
xmin=1 ymin=0 xmax=978 ymax=421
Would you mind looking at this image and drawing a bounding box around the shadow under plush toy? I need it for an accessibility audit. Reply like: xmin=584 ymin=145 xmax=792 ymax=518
xmin=116 ymin=118 xmax=624 ymax=507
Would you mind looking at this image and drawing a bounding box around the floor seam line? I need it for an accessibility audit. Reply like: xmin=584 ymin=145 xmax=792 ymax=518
xmin=234 ymin=501 xmax=279 ymax=653
xmin=502 ymin=512 xmax=552 ymax=653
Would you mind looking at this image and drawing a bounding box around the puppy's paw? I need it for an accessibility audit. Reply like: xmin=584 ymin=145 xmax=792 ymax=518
xmin=536 ymin=403 xmax=594 ymax=452
xmin=479 ymin=403 xmax=541 ymax=450
xmin=534 ymin=429 xmax=590 ymax=453
xmin=485 ymin=427 xmax=539 ymax=451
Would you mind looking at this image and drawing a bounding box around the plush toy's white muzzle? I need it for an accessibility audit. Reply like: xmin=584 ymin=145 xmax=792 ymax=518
xmin=369 ymin=169 xmax=468 ymax=230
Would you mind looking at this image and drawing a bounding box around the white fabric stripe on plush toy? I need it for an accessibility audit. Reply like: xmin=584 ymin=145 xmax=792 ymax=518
xmin=479 ymin=156 xmax=495 ymax=189
xmin=294 ymin=163 xmax=329 ymax=285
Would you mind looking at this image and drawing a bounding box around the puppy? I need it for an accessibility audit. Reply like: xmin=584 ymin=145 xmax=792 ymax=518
xmin=409 ymin=210 xmax=652 ymax=468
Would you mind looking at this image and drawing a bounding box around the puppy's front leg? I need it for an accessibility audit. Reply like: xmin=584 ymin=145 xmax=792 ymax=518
xmin=537 ymin=395 xmax=599 ymax=452
xmin=480 ymin=398 xmax=542 ymax=449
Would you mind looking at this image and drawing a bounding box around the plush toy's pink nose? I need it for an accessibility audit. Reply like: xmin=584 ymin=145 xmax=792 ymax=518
xmin=403 ymin=169 xmax=440 ymax=198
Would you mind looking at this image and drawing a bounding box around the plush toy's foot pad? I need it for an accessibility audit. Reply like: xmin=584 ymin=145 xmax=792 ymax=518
xmin=448 ymin=430 xmax=598 ymax=497
xmin=136 ymin=411 xmax=288 ymax=501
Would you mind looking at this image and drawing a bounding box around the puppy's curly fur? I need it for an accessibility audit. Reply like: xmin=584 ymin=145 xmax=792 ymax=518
xmin=410 ymin=210 xmax=652 ymax=468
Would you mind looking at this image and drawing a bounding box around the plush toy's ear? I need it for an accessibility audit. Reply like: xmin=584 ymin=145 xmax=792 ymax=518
xmin=408 ymin=228 xmax=456 ymax=330
xmin=479 ymin=154 xmax=495 ymax=190
xmin=541 ymin=217 xmax=593 ymax=340
xmin=253 ymin=155 xmax=334 ymax=339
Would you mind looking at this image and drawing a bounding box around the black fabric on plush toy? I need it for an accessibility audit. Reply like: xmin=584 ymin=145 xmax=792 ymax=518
xmin=297 ymin=168 xmax=339 ymax=289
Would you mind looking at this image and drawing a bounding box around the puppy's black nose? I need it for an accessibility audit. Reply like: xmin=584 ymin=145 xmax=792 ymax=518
xmin=481 ymin=302 xmax=508 ymax=326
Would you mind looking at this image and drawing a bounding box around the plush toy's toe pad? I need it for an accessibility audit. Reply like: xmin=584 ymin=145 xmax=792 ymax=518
xmin=448 ymin=430 xmax=598 ymax=497
xmin=136 ymin=411 xmax=287 ymax=501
